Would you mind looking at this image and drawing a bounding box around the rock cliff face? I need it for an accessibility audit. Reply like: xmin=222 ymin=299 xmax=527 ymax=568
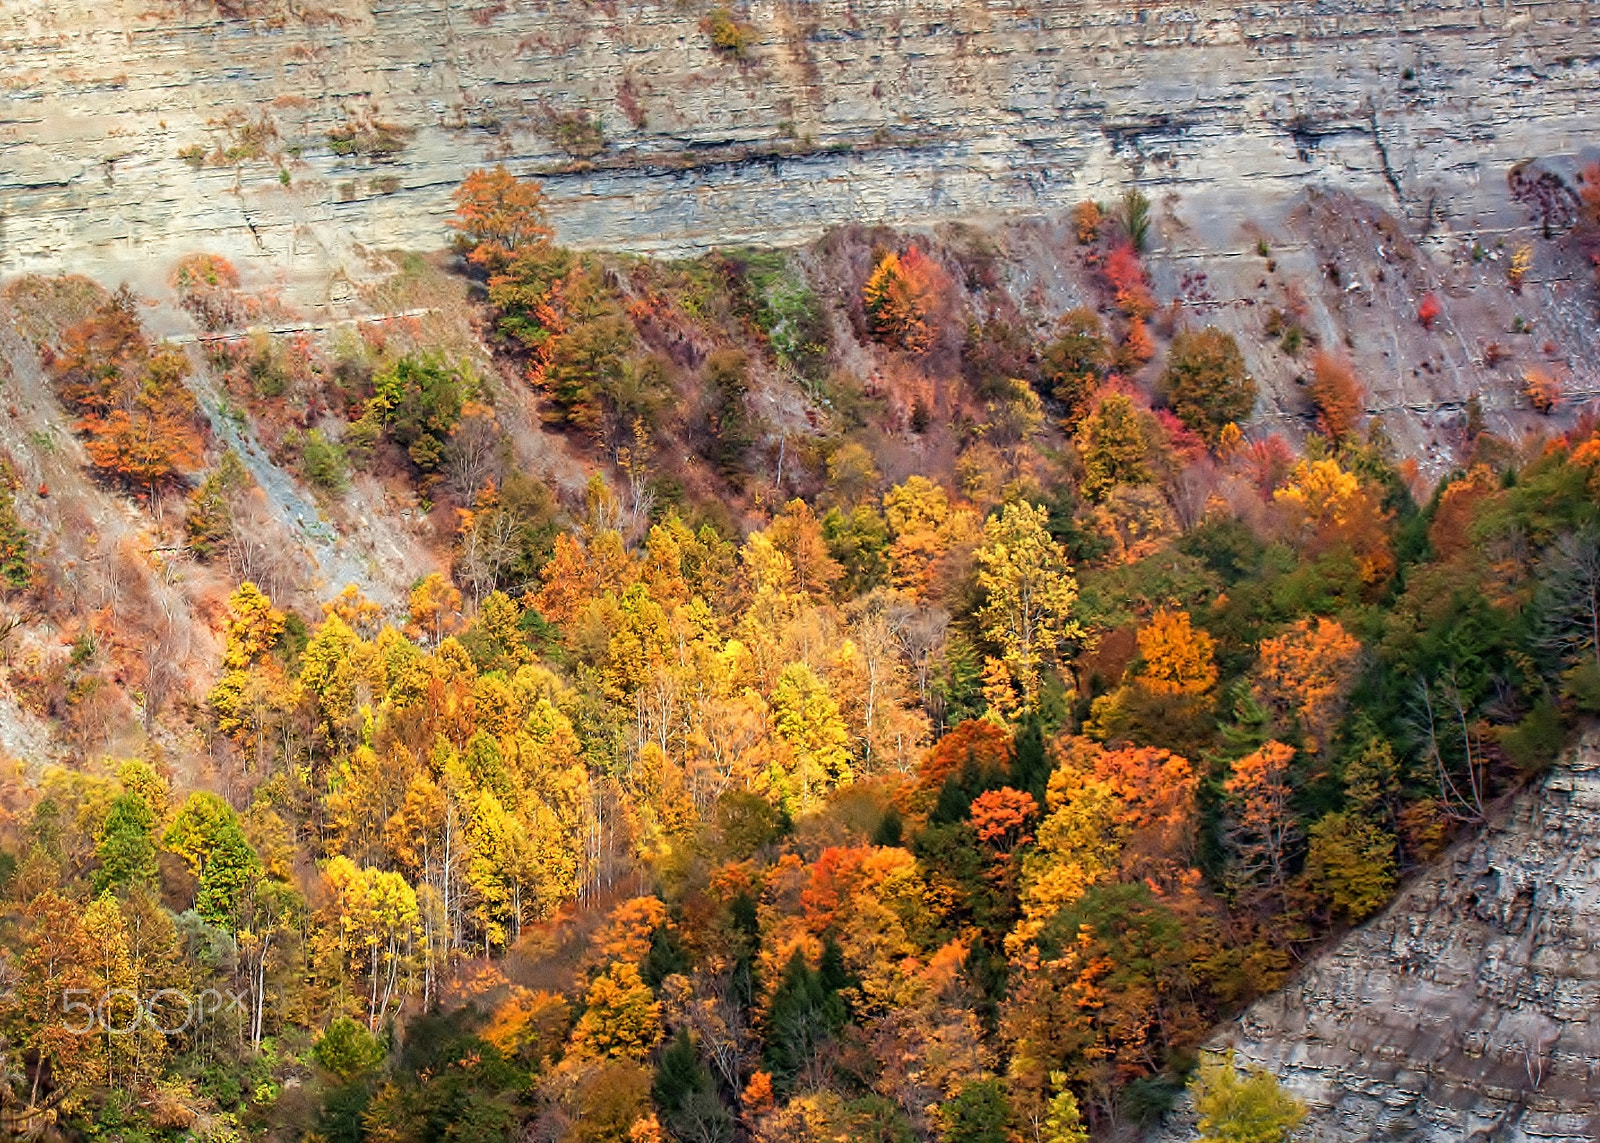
xmin=1154 ymin=733 xmax=1600 ymax=1143
xmin=1 ymin=0 xmax=1596 ymax=287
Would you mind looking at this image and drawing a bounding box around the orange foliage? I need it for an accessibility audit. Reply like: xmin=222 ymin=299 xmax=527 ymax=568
xmin=970 ymin=787 xmax=1039 ymax=853
xmin=590 ymin=896 xmax=671 ymax=968
xmin=1416 ymin=293 xmax=1442 ymax=329
xmin=1072 ymin=200 xmax=1103 ymax=245
xmin=1273 ymin=458 xmax=1395 ymax=589
xmin=799 ymin=844 xmax=922 ymax=943
xmin=171 ymin=253 xmax=251 ymax=331
xmin=1523 ymin=366 xmax=1562 ymax=414
xmin=1223 ymin=741 xmax=1299 ymax=896
xmin=1116 ymin=314 xmax=1155 ymax=373
xmin=1251 ymin=617 xmax=1362 ymax=755
xmin=766 ymin=499 xmax=844 ymax=599
xmin=1102 ymin=244 xmax=1155 ymax=319
xmin=742 ymin=1070 xmax=776 ymax=1114
xmin=534 ymin=531 xmax=638 ymax=626
xmin=1308 ymin=352 xmax=1365 ymax=441
xmin=450 ymin=165 xmax=556 ymax=275
xmin=1045 ymin=735 xmax=1200 ymax=887
xmin=1427 ymin=465 xmax=1499 ymax=562
xmin=863 ymin=246 xmax=945 ymax=353
xmin=45 ymin=290 xmax=205 ymax=497
xmin=914 ymin=718 xmax=1013 ymax=798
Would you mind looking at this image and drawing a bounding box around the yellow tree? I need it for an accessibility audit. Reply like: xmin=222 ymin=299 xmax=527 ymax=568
xmin=1135 ymin=609 xmax=1217 ymax=696
xmin=208 ymin=582 xmax=293 ymax=766
xmin=571 ymin=962 xmax=663 ymax=1061
xmin=1251 ymin=617 xmax=1363 ymax=755
xmin=322 ymin=856 xmax=423 ymax=1029
xmin=882 ymin=476 xmax=975 ymax=598
xmin=767 ymin=662 xmax=854 ymax=814
xmin=975 ymin=501 xmax=1084 ymax=713
xmin=409 ymin=572 xmax=464 ymax=645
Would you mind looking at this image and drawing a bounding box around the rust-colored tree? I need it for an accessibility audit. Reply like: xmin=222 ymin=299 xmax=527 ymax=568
xmin=1222 ymin=741 xmax=1300 ymax=905
xmin=1308 ymin=352 xmax=1365 ymax=441
xmin=450 ymin=165 xmax=556 ymax=276
xmin=46 ymin=290 xmax=204 ymax=499
xmin=863 ymin=247 xmax=945 ymax=352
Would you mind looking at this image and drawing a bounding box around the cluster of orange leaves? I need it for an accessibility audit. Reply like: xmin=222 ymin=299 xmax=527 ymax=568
xmin=44 ymin=292 xmax=205 ymax=496
xmin=863 ymin=246 xmax=945 ymax=353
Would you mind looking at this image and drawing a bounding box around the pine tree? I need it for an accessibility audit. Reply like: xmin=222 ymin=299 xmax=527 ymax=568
xmin=93 ymin=793 xmax=158 ymax=895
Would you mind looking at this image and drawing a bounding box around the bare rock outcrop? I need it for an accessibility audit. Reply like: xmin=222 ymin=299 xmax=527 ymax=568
xmin=1153 ymin=733 xmax=1600 ymax=1142
xmin=0 ymin=0 xmax=1596 ymax=288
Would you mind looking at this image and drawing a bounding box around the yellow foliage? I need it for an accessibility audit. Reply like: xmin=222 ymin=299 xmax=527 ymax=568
xmin=1135 ymin=610 xmax=1217 ymax=697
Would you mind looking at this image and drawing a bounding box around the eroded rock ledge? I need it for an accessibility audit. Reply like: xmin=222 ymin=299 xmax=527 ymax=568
xmin=1155 ymin=732 xmax=1600 ymax=1142
xmin=0 ymin=0 xmax=1596 ymax=289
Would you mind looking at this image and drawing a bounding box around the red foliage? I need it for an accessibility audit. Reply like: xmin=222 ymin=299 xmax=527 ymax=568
xmin=1239 ymin=434 xmax=1295 ymax=497
xmin=1152 ymin=409 xmax=1207 ymax=462
xmin=914 ymin=718 xmax=1014 ymax=795
xmin=1416 ymin=293 xmax=1442 ymax=330
xmin=1102 ymin=243 xmax=1155 ymax=319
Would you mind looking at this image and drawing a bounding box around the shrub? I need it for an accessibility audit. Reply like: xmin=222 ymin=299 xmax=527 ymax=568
xmin=703 ymin=8 xmax=751 ymax=57
xmin=0 ymin=487 xmax=31 ymax=590
xmin=299 ymin=429 xmax=349 ymax=493
xmin=171 ymin=253 xmax=249 ymax=331
xmin=1523 ymin=366 xmax=1561 ymax=413
xmin=370 ymin=353 xmax=471 ymax=470
xmin=1071 ymin=201 xmax=1102 ymax=245
xmin=327 ymin=117 xmax=413 ymax=158
xmin=1160 ymin=326 xmax=1257 ymax=446
xmin=544 ymin=111 xmax=606 ymax=158
xmin=1308 ymin=352 xmax=1364 ymax=441
xmin=1416 ymin=293 xmax=1442 ymax=329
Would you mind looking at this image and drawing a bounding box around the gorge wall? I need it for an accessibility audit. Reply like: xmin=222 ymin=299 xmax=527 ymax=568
xmin=1153 ymin=733 xmax=1600 ymax=1143
xmin=1 ymin=0 xmax=1597 ymax=294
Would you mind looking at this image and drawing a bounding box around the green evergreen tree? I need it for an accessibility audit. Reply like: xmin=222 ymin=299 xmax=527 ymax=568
xmin=763 ymin=945 xmax=846 ymax=1089
xmin=92 ymin=792 xmax=158 ymax=894
xmin=941 ymin=1078 xmax=1013 ymax=1143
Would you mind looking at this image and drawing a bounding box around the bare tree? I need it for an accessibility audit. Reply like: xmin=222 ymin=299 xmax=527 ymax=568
xmin=442 ymin=412 xmax=507 ymax=502
xmin=1536 ymin=527 xmax=1600 ymax=675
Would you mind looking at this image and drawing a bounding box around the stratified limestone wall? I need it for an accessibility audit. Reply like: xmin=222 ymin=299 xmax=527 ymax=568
xmin=1151 ymin=734 xmax=1600 ymax=1143
xmin=0 ymin=0 xmax=1596 ymax=293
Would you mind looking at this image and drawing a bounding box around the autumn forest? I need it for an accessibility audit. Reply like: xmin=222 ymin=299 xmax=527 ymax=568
xmin=0 ymin=165 xmax=1597 ymax=1143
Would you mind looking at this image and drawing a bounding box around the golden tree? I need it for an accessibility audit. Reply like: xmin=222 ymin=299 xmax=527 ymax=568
xmin=975 ymin=501 xmax=1084 ymax=713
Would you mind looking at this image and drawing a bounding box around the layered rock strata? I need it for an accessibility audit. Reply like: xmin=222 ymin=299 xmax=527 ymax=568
xmin=0 ymin=0 xmax=1596 ymax=285
xmin=1155 ymin=734 xmax=1600 ymax=1142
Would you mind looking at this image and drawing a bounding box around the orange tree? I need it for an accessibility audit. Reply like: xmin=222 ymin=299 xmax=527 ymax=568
xmin=46 ymin=290 xmax=204 ymax=499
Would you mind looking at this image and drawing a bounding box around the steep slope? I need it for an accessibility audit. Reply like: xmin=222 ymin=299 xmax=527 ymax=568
xmin=1153 ymin=733 xmax=1600 ymax=1143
